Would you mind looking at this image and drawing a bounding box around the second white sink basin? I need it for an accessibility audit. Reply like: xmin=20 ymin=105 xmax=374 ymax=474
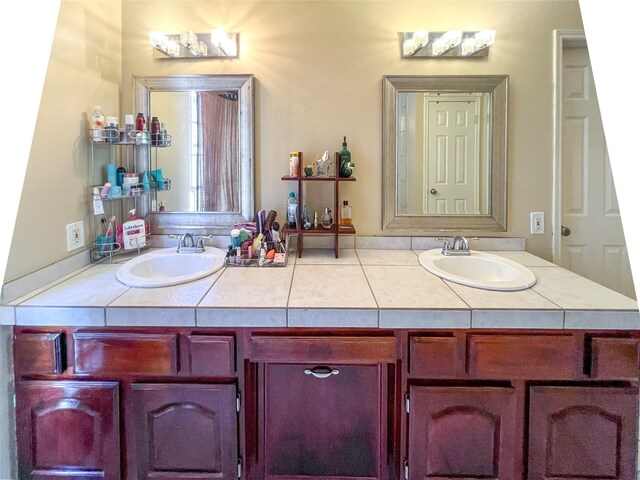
xmin=116 ymin=247 xmax=226 ymax=288
xmin=419 ymin=249 xmax=536 ymax=291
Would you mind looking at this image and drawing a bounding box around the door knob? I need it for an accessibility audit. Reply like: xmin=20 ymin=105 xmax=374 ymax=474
xmin=561 ymin=225 xmax=571 ymax=237
xmin=430 ymin=188 xmax=438 ymax=195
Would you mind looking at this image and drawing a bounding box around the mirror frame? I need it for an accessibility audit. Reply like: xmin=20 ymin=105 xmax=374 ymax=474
xmin=382 ymin=75 xmax=508 ymax=232
xmin=134 ymin=74 xmax=254 ymax=232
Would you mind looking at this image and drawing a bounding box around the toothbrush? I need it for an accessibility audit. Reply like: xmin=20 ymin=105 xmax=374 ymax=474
xmin=105 ymin=215 xmax=115 ymax=237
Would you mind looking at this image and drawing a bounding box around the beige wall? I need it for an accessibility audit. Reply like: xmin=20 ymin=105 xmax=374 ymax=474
xmin=6 ymin=0 xmax=583 ymax=281
xmin=120 ymin=0 xmax=583 ymax=260
xmin=5 ymin=0 xmax=122 ymax=282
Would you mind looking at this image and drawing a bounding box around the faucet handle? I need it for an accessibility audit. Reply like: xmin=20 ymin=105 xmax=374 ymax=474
xmin=194 ymin=234 xmax=213 ymax=249
xmin=434 ymin=237 xmax=451 ymax=251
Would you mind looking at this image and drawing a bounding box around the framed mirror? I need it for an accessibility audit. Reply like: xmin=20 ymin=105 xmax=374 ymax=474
xmin=134 ymin=74 xmax=254 ymax=232
xmin=382 ymin=75 xmax=508 ymax=231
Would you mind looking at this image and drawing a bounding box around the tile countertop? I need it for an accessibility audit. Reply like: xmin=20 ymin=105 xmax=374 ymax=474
xmin=2 ymin=249 xmax=638 ymax=330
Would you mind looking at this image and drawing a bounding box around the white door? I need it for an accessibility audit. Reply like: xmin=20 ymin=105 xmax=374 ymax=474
xmin=425 ymin=99 xmax=480 ymax=214
xmin=560 ymin=45 xmax=635 ymax=298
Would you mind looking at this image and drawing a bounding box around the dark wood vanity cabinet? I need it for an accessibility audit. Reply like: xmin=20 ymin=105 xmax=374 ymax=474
xmin=528 ymin=386 xmax=639 ymax=480
xmin=263 ymin=363 xmax=382 ymax=479
xmin=15 ymin=380 xmax=121 ymax=479
xmin=12 ymin=328 xmax=640 ymax=480
xmin=130 ymin=383 xmax=238 ymax=480
xmin=407 ymin=386 xmax=517 ymax=480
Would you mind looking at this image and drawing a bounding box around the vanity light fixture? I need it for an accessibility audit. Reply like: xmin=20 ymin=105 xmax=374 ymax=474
xmin=150 ymin=29 xmax=239 ymax=59
xmin=401 ymin=30 xmax=495 ymax=57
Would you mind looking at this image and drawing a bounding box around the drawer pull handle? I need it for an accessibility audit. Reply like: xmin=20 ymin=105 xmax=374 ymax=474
xmin=304 ymin=367 xmax=339 ymax=379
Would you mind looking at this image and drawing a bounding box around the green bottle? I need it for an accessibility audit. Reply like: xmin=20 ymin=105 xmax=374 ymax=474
xmin=338 ymin=136 xmax=354 ymax=178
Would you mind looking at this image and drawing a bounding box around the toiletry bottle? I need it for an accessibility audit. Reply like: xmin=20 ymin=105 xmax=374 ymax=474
xmin=289 ymin=152 xmax=300 ymax=177
xmin=287 ymin=192 xmax=298 ymax=228
xmin=321 ymin=208 xmax=333 ymax=229
xmin=313 ymin=211 xmax=318 ymax=229
xmin=160 ymin=122 xmax=167 ymax=146
xmin=90 ymin=105 xmax=105 ymax=142
xmin=338 ymin=136 xmax=353 ymax=178
xmin=135 ymin=113 xmax=145 ymax=131
xmin=122 ymin=209 xmax=146 ymax=250
xmin=124 ymin=114 xmax=135 ymax=142
xmin=302 ymin=204 xmax=312 ymax=230
xmin=151 ymin=116 xmax=160 ymax=145
xmin=340 ymin=200 xmax=352 ymax=225
xmin=105 ymin=116 xmax=119 ymax=144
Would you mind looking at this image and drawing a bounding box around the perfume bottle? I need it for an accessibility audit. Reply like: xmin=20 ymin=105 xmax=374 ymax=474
xmin=302 ymin=204 xmax=312 ymax=230
xmin=321 ymin=208 xmax=333 ymax=229
xmin=340 ymin=200 xmax=352 ymax=225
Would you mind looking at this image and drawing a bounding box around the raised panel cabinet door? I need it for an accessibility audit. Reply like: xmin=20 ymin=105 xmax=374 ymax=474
xmin=528 ymin=386 xmax=639 ymax=480
xmin=15 ymin=380 xmax=120 ymax=479
xmin=408 ymin=386 xmax=517 ymax=480
xmin=264 ymin=363 xmax=383 ymax=480
xmin=131 ymin=383 xmax=238 ymax=480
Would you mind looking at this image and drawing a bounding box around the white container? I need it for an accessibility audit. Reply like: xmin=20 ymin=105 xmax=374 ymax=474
xmin=90 ymin=105 xmax=105 ymax=142
xmin=122 ymin=209 xmax=146 ymax=250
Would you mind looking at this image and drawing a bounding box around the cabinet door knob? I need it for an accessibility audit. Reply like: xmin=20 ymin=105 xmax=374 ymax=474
xmin=304 ymin=367 xmax=340 ymax=378
xmin=430 ymin=188 xmax=438 ymax=195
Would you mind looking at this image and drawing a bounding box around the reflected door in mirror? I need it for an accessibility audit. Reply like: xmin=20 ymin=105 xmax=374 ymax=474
xmin=397 ymin=92 xmax=489 ymax=216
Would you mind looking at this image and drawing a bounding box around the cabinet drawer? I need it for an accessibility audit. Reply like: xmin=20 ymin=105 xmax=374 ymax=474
xmin=14 ymin=333 xmax=65 ymax=375
xmin=250 ymin=336 xmax=396 ymax=364
xmin=409 ymin=336 xmax=465 ymax=377
xmin=73 ymin=332 xmax=179 ymax=375
xmin=469 ymin=334 xmax=576 ymax=379
xmin=590 ymin=337 xmax=639 ymax=380
xmin=187 ymin=335 xmax=235 ymax=376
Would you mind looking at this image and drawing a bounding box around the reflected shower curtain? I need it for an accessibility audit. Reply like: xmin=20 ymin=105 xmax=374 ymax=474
xmin=197 ymin=91 xmax=239 ymax=212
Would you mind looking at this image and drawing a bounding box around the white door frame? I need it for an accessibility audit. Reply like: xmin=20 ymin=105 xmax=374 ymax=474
xmin=552 ymin=29 xmax=587 ymax=264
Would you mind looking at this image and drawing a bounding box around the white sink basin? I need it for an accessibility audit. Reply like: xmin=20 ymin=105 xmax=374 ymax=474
xmin=419 ymin=249 xmax=536 ymax=291
xmin=116 ymin=247 xmax=226 ymax=288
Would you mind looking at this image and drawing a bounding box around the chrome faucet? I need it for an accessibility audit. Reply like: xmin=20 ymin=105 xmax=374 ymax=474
xmin=169 ymin=233 xmax=212 ymax=253
xmin=435 ymin=236 xmax=474 ymax=256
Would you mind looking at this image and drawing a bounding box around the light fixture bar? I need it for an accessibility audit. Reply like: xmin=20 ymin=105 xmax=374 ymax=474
xmin=150 ymin=30 xmax=239 ymax=59
xmin=401 ymin=30 xmax=495 ymax=58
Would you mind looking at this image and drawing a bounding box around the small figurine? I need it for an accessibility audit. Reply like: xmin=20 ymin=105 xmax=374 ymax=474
xmin=304 ymin=165 xmax=314 ymax=177
xmin=315 ymin=150 xmax=332 ymax=177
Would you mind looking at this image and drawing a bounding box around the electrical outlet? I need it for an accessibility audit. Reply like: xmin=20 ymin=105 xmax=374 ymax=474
xmin=530 ymin=212 xmax=544 ymax=234
xmin=66 ymin=221 xmax=85 ymax=251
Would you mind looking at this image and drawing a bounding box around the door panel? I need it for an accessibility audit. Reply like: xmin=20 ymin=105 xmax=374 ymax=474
xmin=16 ymin=380 xmax=120 ymax=479
xmin=264 ymin=363 xmax=382 ymax=479
xmin=528 ymin=386 xmax=638 ymax=480
xmin=408 ymin=386 xmax=516 ymax=480
xmin=560 ymin=46 xmax=635 ymax=298
xmin=131 ymin=383 xmax=238 ymax=480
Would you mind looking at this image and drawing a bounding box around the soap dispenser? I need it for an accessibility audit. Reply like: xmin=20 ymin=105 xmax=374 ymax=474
xmin=122 ymin=209 xmax=146 ymax=250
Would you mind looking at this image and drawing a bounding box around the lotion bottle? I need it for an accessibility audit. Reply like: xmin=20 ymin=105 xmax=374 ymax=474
xmin=122 ymin=209 xmax=146 ymax=250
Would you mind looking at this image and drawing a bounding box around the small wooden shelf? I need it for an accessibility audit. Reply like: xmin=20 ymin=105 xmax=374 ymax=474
xmin=282 ymin=152 xmax=356 ymax=258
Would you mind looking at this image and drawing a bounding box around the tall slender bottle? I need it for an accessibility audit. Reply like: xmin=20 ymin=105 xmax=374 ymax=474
xmin=338 ymin=136 xmax=353 ymax=178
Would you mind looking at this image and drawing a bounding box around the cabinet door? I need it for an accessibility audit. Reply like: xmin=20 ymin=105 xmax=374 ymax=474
xmin=131 ymin=383 xmax=238 ymax=480
xmin=16 ymin=380 xmax=120 ymax=479
xmin=264 ymin=363 xmax=383 ymax=480
xmin=408 ymin=386 xmax=516 ymax=480
xmin=528 ymin=386 xmax=638 ymax=480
